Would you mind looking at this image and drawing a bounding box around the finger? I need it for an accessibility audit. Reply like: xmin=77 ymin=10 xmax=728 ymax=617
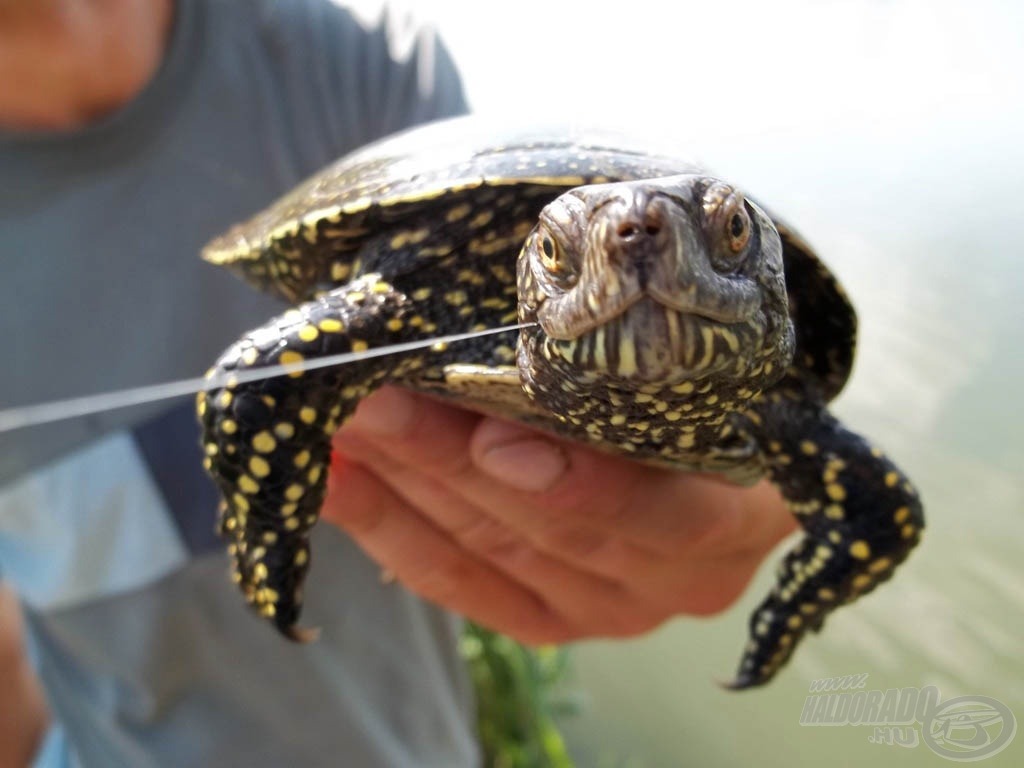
xmin=333 ymin=437 xmax=668 ymax=637
xmin=340 ymin=388 xmax=670 ymax=550
xmin=342 ymin=387 xmax=787 ymax=566
xmin=338 ymin=431 xmax=786 ymax=620
xmin=468 ymin=417 xmax=796 ymax=574
xmin=321 ymin=454 xmax=576 ymax=643
xmin=337 ymin=385 xmax=483 ymax=477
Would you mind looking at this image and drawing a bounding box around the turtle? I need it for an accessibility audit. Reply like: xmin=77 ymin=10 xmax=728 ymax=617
xmin=197 ymin=118 xmax=924 ymax=689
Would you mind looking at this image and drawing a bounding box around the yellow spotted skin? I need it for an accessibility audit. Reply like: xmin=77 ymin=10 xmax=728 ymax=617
xmin=727 ymin=382 xmax=924 ymax=688
xmin=200 ymin=122 xmax=923 ymax=689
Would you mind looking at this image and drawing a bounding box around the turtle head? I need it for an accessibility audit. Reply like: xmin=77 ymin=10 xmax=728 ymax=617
xmin=517 ymin=175 xmax=794 ymax=388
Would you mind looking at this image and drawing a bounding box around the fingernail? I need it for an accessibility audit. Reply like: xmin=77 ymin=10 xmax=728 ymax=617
xmin=474 ymin=420 xmax=568 ymax=493
xmin=347 ymin=387 xmax=416 ymax=436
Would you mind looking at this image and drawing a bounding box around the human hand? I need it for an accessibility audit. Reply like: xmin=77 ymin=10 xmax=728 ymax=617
xmin=324 ymin=386 xmax=796 ymax=644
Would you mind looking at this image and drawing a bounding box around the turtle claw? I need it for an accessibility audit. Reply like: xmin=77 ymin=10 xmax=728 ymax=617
xmin=718 ymin=675 xmax=760 ymax=692
xmin=284 ymin=624 xmax=321 ymax=644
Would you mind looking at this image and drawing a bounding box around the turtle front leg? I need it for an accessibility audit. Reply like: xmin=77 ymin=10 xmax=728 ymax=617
xmin=729 ymin=391 xmax=924 ymax=688
xmin=198 ymin=274 xmax=430 ymax=639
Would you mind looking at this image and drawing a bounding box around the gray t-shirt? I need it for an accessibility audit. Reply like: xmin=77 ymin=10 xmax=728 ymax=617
xmin=0 ymin=1 xmax=476 ymax=766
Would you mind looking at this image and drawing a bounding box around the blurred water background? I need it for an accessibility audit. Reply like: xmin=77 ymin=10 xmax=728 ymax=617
xmin=422 ymin=0 xmax=1023 ymax=764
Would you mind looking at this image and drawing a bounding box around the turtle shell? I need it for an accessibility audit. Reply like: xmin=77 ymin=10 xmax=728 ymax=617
xmin=203 ymin=118 xmax=856 ymax=401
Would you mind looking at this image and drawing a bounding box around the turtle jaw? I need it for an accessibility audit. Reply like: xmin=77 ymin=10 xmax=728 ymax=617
xmin=536 ymin=297 xmax=768 ymax=384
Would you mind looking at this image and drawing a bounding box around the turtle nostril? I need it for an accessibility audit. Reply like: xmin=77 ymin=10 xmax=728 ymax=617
xmin=617 ymin=223 xmax=641 ymax=240
xmin=614 ymin=220 xmax=660 ymax=241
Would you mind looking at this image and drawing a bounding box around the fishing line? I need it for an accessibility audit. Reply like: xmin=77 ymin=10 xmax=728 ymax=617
xmin=0 ymin=323 xmax=534 ymax=435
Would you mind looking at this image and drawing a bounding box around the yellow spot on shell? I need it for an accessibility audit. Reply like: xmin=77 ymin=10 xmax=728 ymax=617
xmin=444 ymin=290 xmax=468 ymax=306
xmin=851 ymin=574 xmax=873 ymax=590
xmin=284 ymin=517 xmax=300 ymax=531
xmin=901 ymin=524 xmax=917 ymax=539
xmin=330 ymin=262 xmax=351 ymax=281
xmin=279 ymin=350 xmax=305 ymax=378
xmin=800 ymin=441 xmax=818 ymax=455
xmin=671 ymin=381 xmax=695 ymax=394
xmin=252 ymin=431 xmax=277 ymax=453
xmin=299 ymin=407 xmax=317 ymax=424
xmin=253 ymin=563 xmax=268 ymax=581
xmin=818 ymin=588 xmax=837 ymax=601
xmin=389 ymin=227 xmax=429 ymax=250
xmin=217 ymin=390 xmax=233 ymax=408
xmin=319 ymin=318 xmax=344 ymax=333
xmin=469 ymin=210 xmax=494 ymax=228
xmin=232 ymin=493 xmax=250 ymax=512
xmin=293 ymin=450 xmax=311 ymax=469
xmin=262 ymin=531 xmax=279 ymax=545
xmin=307 ymin=466 xmax=322 ymax=484
xmin=786 ymin=615 xmax=802 ymax=629
xmin=445 ymin=203 xmax=471 ymax=222
xmin=894 ymin=506 xmax=911 ymax=524
xmin=249 ymin=456 xmax=271 ymax=478
xmin=238 ymin=474 xmax=259 ymax=494
xmin=849 ymin=540 xmax=871 ymax=560
xmin=281 ymin=502 xmax=298 ymax=517
xmin=298 ymin=325 xmax=319 ymax=343
xmin=259 ymin=603 xmax=276 ymax=618
xmin=868 ymin=557 xmax=892 ymax=574
xmin=825 ymin=504 xmax=844 ymax=520
xmin=884 ymin=471 xmax=900 ymax=487
xmin=351 ymin=340 xmax=368 ymax=353
xmin=386 ymin=318 xmax=404 ymax=332
xmin=826 ymin=483 xmax=846 ymax=501
xmin=295 ymin=549 xmax=309 ymax=567
xmin=274 ymin=422 xmax=295 ymax=440
xmin=284 ymin=484 xmax=305 ymax=501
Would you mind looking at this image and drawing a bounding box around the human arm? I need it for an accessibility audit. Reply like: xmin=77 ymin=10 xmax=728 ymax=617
xmin=0 ymin=582 xmax=49 ymax=768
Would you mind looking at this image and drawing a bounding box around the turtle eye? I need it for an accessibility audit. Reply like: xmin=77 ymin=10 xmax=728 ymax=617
xmin=702 ymin=182 xmax=752 ymax=268
xmin=539 ymin=233 xmax=564 ymax=274
xmin=726 ymin=208 xmax=751 ymax=254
